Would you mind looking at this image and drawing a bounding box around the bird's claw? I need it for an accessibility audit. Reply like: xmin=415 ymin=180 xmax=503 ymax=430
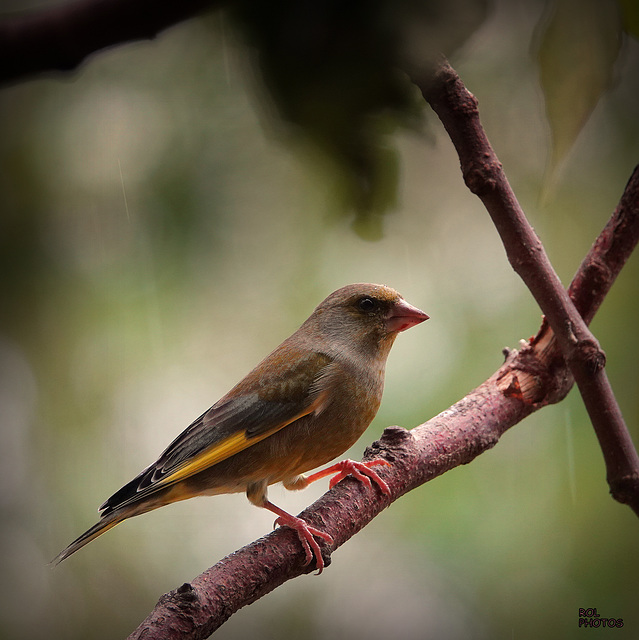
xmin=274 ymin=514 xmax=333 ymax=573
xmin=327 ymin=459 xmax=391 ymax=495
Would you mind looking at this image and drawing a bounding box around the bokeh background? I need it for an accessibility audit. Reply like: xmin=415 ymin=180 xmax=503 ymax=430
xmin=1 ymin=1 xmax=638 ymax=639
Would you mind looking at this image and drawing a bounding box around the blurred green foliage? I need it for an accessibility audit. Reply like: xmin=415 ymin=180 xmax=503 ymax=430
xmin=534 ymin=0 xmax=622 ymax=172
xmin=619 ymin=0 xmax=639 ymax=39
xmin=229 ymin=0 xmax=489 ymax=237
xmin=0 ymin=1 xmax=638 ymax=639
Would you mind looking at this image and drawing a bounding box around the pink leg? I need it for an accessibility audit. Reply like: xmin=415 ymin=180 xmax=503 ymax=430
xmin=304 ymin=459 xmax=391 ymax=495
xmin=263 ymin=500 xmax=333 ymax=574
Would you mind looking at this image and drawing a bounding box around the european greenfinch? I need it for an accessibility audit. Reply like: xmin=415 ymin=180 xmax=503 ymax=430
xmin=53 ymin=283 xmax=428 ymax=572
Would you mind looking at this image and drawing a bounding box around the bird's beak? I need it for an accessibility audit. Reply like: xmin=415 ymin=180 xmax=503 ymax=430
xmin=386 ymin=299 xmax=430 ymax=333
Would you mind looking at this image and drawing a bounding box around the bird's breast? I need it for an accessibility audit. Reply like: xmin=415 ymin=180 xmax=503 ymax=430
xmin=263 ymin=358 xmax=385 ymax=479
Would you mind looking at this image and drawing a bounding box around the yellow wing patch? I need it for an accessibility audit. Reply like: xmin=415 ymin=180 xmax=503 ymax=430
xmin=155 ymin=391 xmax=329 ymax=489
xmin=156 ymin=429 xmax=272 ymax=487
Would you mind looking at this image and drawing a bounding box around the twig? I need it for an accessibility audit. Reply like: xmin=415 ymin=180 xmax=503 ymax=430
xmin=414 ymin=58 xmax=639 ymax=514
xmin=128 ymin=168 xmax=639 ymax=638
xmin=0 ymin=0 xmax=218 ymax=84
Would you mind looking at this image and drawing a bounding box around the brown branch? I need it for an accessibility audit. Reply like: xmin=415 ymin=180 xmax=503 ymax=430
xmin=568 ymin=170 xmax=639 ymax=325
xmin=128 ymin=167 xmax=639 ymax=639
xmin=414 ymin=58 xmax=639 ymax=514
xmin=0 ymin=0 xmax=220 ymax=84
xmin=566 ymin=169 xmax=639 ymax=503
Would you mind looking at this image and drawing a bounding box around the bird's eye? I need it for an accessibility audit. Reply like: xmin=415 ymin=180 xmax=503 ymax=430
xmin=357 ymin=297 xmax=377 ymax=313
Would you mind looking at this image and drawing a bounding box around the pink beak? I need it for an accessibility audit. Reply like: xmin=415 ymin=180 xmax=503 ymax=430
xmin=386 ymin=299 xmax=429 ymax=333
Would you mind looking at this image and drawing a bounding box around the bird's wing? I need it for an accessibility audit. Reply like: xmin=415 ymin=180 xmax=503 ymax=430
xmin=100 ymin=350 xmax=333 ymax=514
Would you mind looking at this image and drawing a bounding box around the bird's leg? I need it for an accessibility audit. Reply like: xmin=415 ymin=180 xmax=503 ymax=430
xmin=262 ymin=500 xmax=333 ymax=573
xmin=247 ymin=480 xmax=332 ymax=573
xmin=273 ymin=458 xmax=390 ymax=573
xmin=302 ymin=459 xmax=392 ymax=495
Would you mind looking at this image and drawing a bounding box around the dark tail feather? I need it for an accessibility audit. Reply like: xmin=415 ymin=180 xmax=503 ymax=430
xmin=50 ymin=511 xmax=124 ymax=566
xmin=51 ymin=484 xmax=179 ymax=565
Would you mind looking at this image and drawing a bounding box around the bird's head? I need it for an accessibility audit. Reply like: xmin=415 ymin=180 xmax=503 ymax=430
xmin=303 ymin=283 xmax=429 ymax=356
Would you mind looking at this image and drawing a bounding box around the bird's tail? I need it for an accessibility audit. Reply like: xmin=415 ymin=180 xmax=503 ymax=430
xmin=51 ymin=483 xmax=184 ymax=565
xmin=50 ymin=511 xmax=124 ymax=566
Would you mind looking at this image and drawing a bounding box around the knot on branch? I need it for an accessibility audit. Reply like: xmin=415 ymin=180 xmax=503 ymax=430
xmin=380 ymin=425 xmax=413 ymax=443
xmin=365 ymin=426 xmax=413 ymax=464
xmin=463 ymin=157 xmax=503 ymax=196
xmin=570 ymin=339 xmax=606 ymax=374
xmin=166 ymin=582 xmax=198 ymax=607
xmin=608 ymin=472 xmax=639 ymax=512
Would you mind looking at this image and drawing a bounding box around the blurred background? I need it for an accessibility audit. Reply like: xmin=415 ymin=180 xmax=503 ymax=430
xmin=1 ymin=0 xmax=638 ymax=638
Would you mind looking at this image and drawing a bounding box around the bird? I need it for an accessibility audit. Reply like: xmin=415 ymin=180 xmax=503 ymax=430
xmin=52 ymin=283 xmax=428 ymax=572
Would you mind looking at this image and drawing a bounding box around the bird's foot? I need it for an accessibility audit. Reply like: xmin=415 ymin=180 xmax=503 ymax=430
xmin=265 ymin=501 xmax=332 ymax=573
xmin=275 ymin=513 xmax=333 ymax=573
xmin=306 ymin=458 xmax=391 ymax=495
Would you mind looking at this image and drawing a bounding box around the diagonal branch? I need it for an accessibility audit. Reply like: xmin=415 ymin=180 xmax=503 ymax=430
xmin=413 ymin=58 xmax=639 ymax=514
xmin=127 ymin=166 xmax=639 ymax=639
xmin=0 ymin=0 xmax=220 ymax=84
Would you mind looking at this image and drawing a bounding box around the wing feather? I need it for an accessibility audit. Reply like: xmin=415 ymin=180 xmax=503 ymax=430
xmin=100 ymin=349 xmax=333 ymax=514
